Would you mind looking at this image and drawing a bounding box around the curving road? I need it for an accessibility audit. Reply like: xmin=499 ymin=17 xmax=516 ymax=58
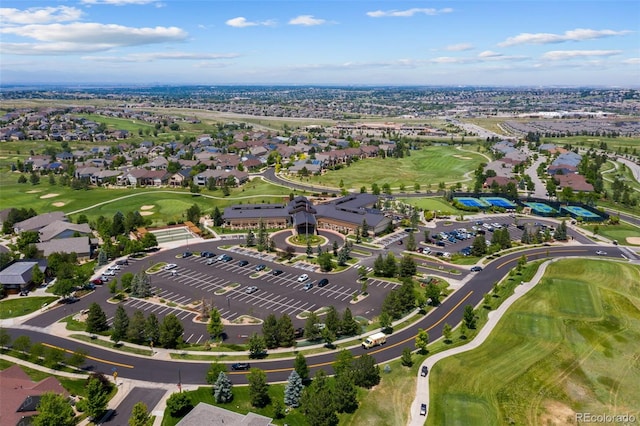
xmin=4 ymin=245 xmax=624 ymax=387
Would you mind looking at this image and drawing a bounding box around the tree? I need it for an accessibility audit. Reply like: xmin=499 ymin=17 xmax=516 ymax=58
xmin=33 ymin=392 xmax=75 ymax=426
xmin=213 ymin=372 xmax=234 ymax=403
xmin=406 ymin=231 xmax=417 ymax=251
xmin=442 ymin=323 xmax=453 ymax=343
xmin=398 ymin=254 xmax=417 ymax=277
xmin=306 ymin=239 xmax=313 ymax=257
xmin=207 ymin=308 xmax=224 ymax=342
xmin=206 ymin=362 xmax=227 ymax=385
xmin=165 ymin=392 xmax=192 ymax=417
xmin=334 ymin=373 xmax=359 ymax=413
xmin=555 ymin=220 xmax=568 ymax=241
xmin=341 ymin=307 xmax=360 ymax=336
xmin=129 ymin=402 xmax=152 ymax=426
xmin=463 ymin=304 xmax=477 ymax=329
xmin=111 ymin=305 xmax=130 ymax=344
xmin=67 ymin=349 xmax=88 ymax=368
xmin=127 ymin=310 xmax=147 ymax=344
xmin=85 ymin=376 xmax=109 ymax=420
xmin=401 ymin=347 xmax=413 ymax=367
xmin=159 ymin=314 xmax=184 ymax=349
xmin=471 ymin=235 xmax=487 ymax=257
xmin=284 ymin=370 xmax=303 ymax=408
xmin=277 ymin=314 xmax=295 ymax=347
xmin=383 ymin=252 xmax=397 ymax=277
xmin=294 ymin=352 xmax=309 ymax=383
xmin=145 ymin=313 xmax=160 ymax=345
xmin=31 ymin=264 xmax=45 ymax=287
xmin=212 ymin=206 xmax=224 ymax=226
xmin=301 ymin=371 xmax=338 ymax=426
xmin=86 ymin=302 xmax=108 ymax=334
xmin=415 ymin=328 xmax=429 ymax=354
xmin=379 ymin=311 xmax=392 ymax=332
xmin=131 ymin=272 xmax=151 ymax=298
xmin=245 ymin=229 xmax=256 ymax=246
xmin=186 ymin=203 xmax=201 ymax=224
xmin=333 ymin=349 xmax=354 ymax=378
xmin=317 ymin=251 xmax=334 ymax=271
xmin=352 ymin=353 xmax=381 ymax=388
xmin=304 ymin=311 xmax=322 ymax=341
xmin=51 ymin=278 xmax=76 ymax=300
xmin=44 ymin=346 xmax=65 ymax=368
xmin=321 ymin=326 xmax=336 ymax=348
xmin=459 ymin=322 xmax=468 ymax=339
xmin=0 ymin=328 xmax=11 ymax=351
xmin=248 ymin=368 xmax=270 ymax=408
xmin=262 ymin=313 xmax=279 ymax=349
xmin=248 ymin=333 xmax=267 ymax=358
xmin=425 ymin=283 xmax=441 ymax=306
xmin=13 ymin=335 xmax=31 ymax=356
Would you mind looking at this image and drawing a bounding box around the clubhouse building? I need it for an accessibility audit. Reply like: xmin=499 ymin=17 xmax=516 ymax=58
xmin=223 ymin=194 xmax=391 ymax=236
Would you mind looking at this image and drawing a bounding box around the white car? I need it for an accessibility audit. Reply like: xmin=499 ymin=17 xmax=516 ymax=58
xmin=104 ymin=269 xmax=116 ymax=276
xmin=164 ymin=263 xmax=177 ymax=271
xmin=595 ymin=250 xmax=607 ymax=256
xmin=298 ymin=274 xmax=309 ymax=282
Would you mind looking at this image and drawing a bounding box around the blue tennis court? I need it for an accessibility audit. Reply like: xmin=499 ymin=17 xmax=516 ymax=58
xmin=454 ymin=197 xmax=490 ymax=208
xmin=561 ymin=205 xmax=602 ymax=219
xmin=481 ymin=197 xmax=517 ymax=209
xmin=524 ymin=202 xmax=557 ymax=215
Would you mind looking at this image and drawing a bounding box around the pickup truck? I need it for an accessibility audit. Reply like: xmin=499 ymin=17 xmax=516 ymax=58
xmin=362 ymin=332 xmax=387 ymax=349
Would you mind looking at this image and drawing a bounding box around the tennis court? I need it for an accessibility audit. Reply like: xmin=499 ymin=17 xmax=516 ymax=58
xmin=481 ymin=197 xmax=517 ymax=209
xmin=454 ymin=197 xmax=490 ymax=208
xmin=523 ymin=202 xmax=557 ymax=216
xmin=150 ymin=226 xmax=197 ymax=244
xmin=561 ymin=205 xmax=603 ymax=221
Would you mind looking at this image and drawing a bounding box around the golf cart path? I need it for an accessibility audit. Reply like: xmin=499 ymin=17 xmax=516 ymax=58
xmin=407 ymin=259 xmax=557 ymax=426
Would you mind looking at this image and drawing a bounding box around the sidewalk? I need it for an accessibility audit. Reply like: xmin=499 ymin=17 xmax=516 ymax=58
xmin=407 ymin=258 xmax=557 ymax=426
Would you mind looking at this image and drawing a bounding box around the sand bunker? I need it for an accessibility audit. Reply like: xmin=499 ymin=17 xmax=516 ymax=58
xmin=26 ymin=190 xmax=42 ymax=194
xmin=626 ymin=237 xmax=640 ymax=245
xmin=453 ymin=155 xmax=472 ymax=160
xmin=40 ymin=193 xmax=59 ymax=199
xmin=52 ymin=202 xmax=65 ymax=207
xmin=140 ymin=205 xmax=155 ymax=210
xmin=139 ymin=211 xmax=154 ymax=216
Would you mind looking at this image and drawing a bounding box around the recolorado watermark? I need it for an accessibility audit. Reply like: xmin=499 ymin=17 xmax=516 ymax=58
xmin=576 ymin=413 xmax=637 ymax=424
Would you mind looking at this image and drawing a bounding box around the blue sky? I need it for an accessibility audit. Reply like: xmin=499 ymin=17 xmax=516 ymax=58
xmin=1 ymin=1 xmax=638 ymax=86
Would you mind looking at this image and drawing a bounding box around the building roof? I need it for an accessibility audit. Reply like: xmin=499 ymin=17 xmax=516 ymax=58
xmin=0 ymin=365 xmax=69 ymax=426
xmin=223 ymin=204 xmax=289 ymax=220
xmin=38 ymin=220 xmax=92 ymax=242
xmin=0 ymin=261 xmax=43 ymax=285
xmin=315 ymin=193 xmax=387 ymax=228
xmin=176 ymin=402 xmax=273 ymax=426
xmin=36 ymin=236 xmax=96 ymax=257
xmin=14 ymin=212 xmax=67 ymax=232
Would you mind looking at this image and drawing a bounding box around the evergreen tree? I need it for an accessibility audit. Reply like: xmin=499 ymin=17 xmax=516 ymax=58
xmin=246 ymin=229 xmax=256 ymax=246
xmin=463 ymin=305 xmax=477 ymax=329
xmin=332 ymin=349 xmax=354 ymax=378
xmin=352 ymin=353 xmax=381 ymax=388
xmin=284 ymin=370 xmax=303 ymax=408
xmin=97 ymin=250 xmax=108 ymax=266
xmin=145 ymin=313 xmax=160 ymax=345
xmin=333 ymin=374 xmax=359 ymax=413
xmin=471 ymin=235 xmax=487 ymax=256
xmin=306 ymin=239 xmax=313 ymax=257
xmin=425 ymin=283 xmax=441 ymax=306
xmin=206 ymin=362 xmax=227 ymax=384
xmin=521 ymin=227 xmax=531 ymax=244
xmin=86 ymin=302 xmax=108 ymax=334
xmin=304 ymin=312 xmax=321 ymax=341
xmin=332 ymin=240 xmax=339 ymax=256
xmin=248 ymin=333 xmax=267 ymax=358
xmin=127 ymin=310 xmax=147 ymax=344
xmin=256 ymin=219 xmax=268 ymax=251
xmin=301 ymin=371 xmax=338 ymax=426
xmin=340 ymin=307 xmax=360 ymax=336
xmin=277 ymin=314 xmax=295 ymax=347
xmin=324 ymin=306 xmax=341 ymax=337
xmin=555 ymin=220 xmax=568 ymax=241
xmin=406 ymin=231 xmax=417 ymax=251
xmin=159 ymin=314 xmax=184 ymax=349
xmin=383 ymin=252 xmax=397 ymax=277
xmin=248 ymin=368 xmax=270 ymax=408
xmin=213 ymin=372 xmax=234 ymax=403
xmin=398 ymin=254 xmax=417 ymax=277
xmin=401 ymin=347 xmax=413 ymax=367
xmin=262 ymin=313 xmax=279 ymax=349
xmin=212 ymin=206 xmax=224 ymax=226
xmin=111 ymin=305 xmax=129 ymax=343
xmin=294 ymin=352 xmax=309 ymax=383
xmin=373 ymin=253 xmax=385 ymax=276
xmin=207 ymin=307 xmax=224 ymax=342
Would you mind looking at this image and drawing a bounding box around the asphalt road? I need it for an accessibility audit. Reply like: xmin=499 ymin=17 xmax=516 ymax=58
xmin=7 ymin=244 xmax=624 ymax=386
xmin=104 ymin=387 xmax=166 ymax=426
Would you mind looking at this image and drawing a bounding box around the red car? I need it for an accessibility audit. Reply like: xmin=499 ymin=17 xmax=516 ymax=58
xmin=91 ymin=278 xmax=104 ymax=285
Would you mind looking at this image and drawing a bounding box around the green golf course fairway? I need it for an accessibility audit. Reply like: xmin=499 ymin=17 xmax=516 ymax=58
xmin=427 ymin=259 xmax=640 ymax=426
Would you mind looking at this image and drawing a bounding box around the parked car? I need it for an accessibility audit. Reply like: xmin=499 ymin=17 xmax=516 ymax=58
xmin=238 ymin=260 xmax=249 ymax=267
xmin=83 ymin=283 xmax=96 ymax=290
xmin=100 ymin=275 xmax=109 ymax=282
xmin=206 ymin=259 xmax=215 ymax=265
xmin=470 ymin=266 xmax=483 ymax=272
xmin=164 ymin=263 xmax=177 ymax=271
xmin=245 ymin=286 xmax=258 ymax=294
xmin=436 ymin=241 xmax=446 ymax=247
xmin=303 ymin=282 xmax=313 ymax=291
xmin=298 ymin=274 xmax=309 ymax=282
xmin=420 ymin=403 xmax=427 ymax=416
xmin=231 ymin=362 xmax=251 ymax=371
xmin=293 ymin=327 xmax=304 ymax=338
xmin=595 ymin=250 xmax=607 ymax=255
xmin=272 ymin=269 xmax=283 ymax=276
xmin=91 ymin=278 xmax=104 ymax=285
xmin=421 ymin=365 xmax=429 ymax=377
xmin=201 ymin=251 xmax=215 ymax=258
xmin=255 ymin=264 xmax=266 ymax=271
xmin=104 ymin=269 xmax=116 ymax=276
xmin=221 ymin=255 xmax=233 ymax=262
xmin=115 ymin=259 xmax=129 ymax=266
xmin=19 ymin=290 xmax=29 ymax=296
xmin=318 ymin=278 xmax=329 ymax=287
xmin=182 ymin=251 xmax=192 ymax=258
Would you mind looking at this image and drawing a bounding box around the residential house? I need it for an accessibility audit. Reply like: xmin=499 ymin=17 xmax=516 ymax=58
xmin=554 ymin=174 xmax=594 ymax=192
xmin=14 ymin=212 xmax=67 ymax=233
xmin=0 ymin=260 xmax=47 ymax=292
xmin=169 ymin=169 xmax=192 ymax=187
xmin=0 ymin=365 xmax=70 ymax=426
xmin=38 ymin=220 xmax=92 ymax=242
xmin=36 ymin=236 xmax=97 ymax=258
xmin=176 ymin=402 xmax=273 ymax=426
xmin=194 ymin=169 xmax=248 ymax=187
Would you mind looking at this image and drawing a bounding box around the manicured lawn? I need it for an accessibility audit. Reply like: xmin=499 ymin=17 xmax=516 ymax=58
xmin=306 ymin=146 xmax=485 ymax=190
xmin=0 ymin=296 xmax=59 ymax=319
xmin=427 ymin=259 xmax=640 ymax=426
xmin=582 ymin=221 xmax=640 ymax=245
xmin=399 ymin=197 xmax=466 ymax=215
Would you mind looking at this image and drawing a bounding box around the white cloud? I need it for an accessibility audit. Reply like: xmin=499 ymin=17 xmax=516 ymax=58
xmin=445 ymin=43 xmax=474 ymax=52
xmin=288 ymin=15 xmax=327 ymax=26
xmin=225 ymin=17 xmax=276 ymax=28
xmin=430 ymin=51 xmax=528 ymax=64
xmin=0 ymin=6 xmax=83 ymax=24
xmin=0 ymin=23 xmax=187 ymax=54
xmin=541 ymin=50 xmax=622 ymax=60
xmin=499 ymin=28 xmax=632 ymax=47
xmin=623 ymin=58 xmax=640 ymax=64
xmin=83 ymin=51 xmax=240 ymax=62
xmin=478 ymin=50 xmax=502 ymax=58
xmin=367 ymin=8 xmax=453 ymax=18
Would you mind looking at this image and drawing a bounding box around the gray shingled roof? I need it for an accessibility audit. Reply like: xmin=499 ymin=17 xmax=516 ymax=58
xmin=0 ymin=261 xmax=42 ymax=285
xmin=14 ymin=212 xmax=67 ymax=232
xmin=38 ymin=220 xmax=92 ymax=242
xmin=176 ymin=402 xmax=273 ymax=426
